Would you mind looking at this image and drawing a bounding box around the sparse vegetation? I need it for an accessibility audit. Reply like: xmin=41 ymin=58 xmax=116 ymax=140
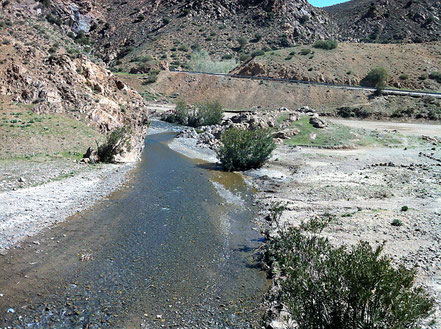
xmin=217 ymin=128 xmax=275 ymax=171
xmin=264 ymin=219 xmax=434 ymax=329
xmin=391 ymin=218 xmax=403 ymax=226
xmin=189 ymin=49 xmax=237 ymax=73
xmin=251 ymin=49 xmax=265 ymax=57
xmin=237 ymin=37 xmax=248 ymax=49
xmin=299 ymin=48 xmax=311 ymax=55
xmin=429 ymin=72 xmax=441 ymax=83
xmin=399 ymin=73 xmax=409 ymax=80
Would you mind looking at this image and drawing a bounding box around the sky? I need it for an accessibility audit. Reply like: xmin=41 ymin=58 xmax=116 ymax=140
xmin=307 ymin=0 xmax=351 ymax=7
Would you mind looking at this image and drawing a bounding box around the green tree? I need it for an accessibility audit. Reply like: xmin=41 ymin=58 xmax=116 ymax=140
xmin=362 ymin=67 xmax=388 ymax=93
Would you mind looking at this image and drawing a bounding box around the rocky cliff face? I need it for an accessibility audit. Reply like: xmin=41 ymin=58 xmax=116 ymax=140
xmin=0 ymin=0 xmax=149 ymax=161
xmin=324 ymin=0 xmax=441 ymax=43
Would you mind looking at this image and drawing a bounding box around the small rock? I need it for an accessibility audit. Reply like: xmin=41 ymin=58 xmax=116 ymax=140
xmin=309 ymin=116 xmax=328 ymax=128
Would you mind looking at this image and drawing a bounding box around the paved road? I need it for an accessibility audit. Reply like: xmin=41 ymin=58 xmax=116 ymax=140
xmin=168 ymin=70 xmax=441 ymax=99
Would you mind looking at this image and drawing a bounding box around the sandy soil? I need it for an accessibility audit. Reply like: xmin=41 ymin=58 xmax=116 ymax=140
xmin=0 ymin=163 xmax=134 ymax=253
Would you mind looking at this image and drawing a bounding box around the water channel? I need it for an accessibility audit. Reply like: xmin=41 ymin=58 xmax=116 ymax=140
xmin=0 ymin=127 xmax=268 ymax=328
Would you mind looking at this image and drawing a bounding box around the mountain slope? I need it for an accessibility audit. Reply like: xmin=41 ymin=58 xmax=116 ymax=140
xmin=324 ymin=0 xmax=441 ymax=43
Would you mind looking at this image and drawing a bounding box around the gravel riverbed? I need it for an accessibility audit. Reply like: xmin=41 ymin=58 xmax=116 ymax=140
xmin=0 ymin=163 xmax=134 ymax=253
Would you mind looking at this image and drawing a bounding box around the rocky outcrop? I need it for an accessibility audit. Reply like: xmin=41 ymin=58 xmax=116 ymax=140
xmin=0 ymin=6 xmax=149 ymax=161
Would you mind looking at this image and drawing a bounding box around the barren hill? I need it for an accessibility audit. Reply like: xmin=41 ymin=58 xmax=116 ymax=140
xmin=232 ymin=42 xmax=441 ymax=91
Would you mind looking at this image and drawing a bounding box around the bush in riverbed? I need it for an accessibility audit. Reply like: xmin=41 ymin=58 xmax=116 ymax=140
xmin=217 ymin=128 xmax=275 ymax=171
xmin=265 ymin=219 xmax=434 ymax=329
xmin=97 ymin=127 xmax=131 ymax=163
xmin=164 ymin=100 xmax=223 ymax=127
xmin=187 ymin=100 xmax=223 ymax=127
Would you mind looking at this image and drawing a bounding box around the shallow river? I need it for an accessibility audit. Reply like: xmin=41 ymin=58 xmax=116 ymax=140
xmin=0 ymin=130 xmax=267 ymax=328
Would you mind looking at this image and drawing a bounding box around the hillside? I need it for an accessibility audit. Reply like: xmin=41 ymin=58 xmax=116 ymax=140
xmin=11 ymin=0 xmax=337 ymax=71
xmin=92 ymin=0 xmax=337 ymax=67
xmin=0 ymin=0 xmax=149 ymax=161
xmin=324 ymin=0 xmax=441 ymax=43
xmin=232 ymin=42 xmax=441 ymax=91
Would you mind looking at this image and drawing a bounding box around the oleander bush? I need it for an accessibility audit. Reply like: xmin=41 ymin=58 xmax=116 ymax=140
xmin=164 ymin=100 xmax=223 ymax=127
xmin=217 ymin=128 xmax=275 ymax=171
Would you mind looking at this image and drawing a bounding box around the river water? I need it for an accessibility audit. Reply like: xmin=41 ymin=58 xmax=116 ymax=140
xmin=0 ymin=130 xmax=267 ymax=328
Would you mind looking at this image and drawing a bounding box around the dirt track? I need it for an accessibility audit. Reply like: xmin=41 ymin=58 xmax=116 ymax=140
xmin=330 ymin=118 xmax=441 ymax=137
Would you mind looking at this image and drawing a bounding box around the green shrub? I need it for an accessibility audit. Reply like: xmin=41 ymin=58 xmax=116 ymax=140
xmin=391 ymin=218 xmax=403 ymax=226
xmin=265 ymin=221 xmax=434 ymax=329
xmin=401 ymin=205 xmax=409 ymax=212
xmin=429 ymin=71 xmax=441 ymax=83
xmin=46 ymin=14 xmax=61 ymax=26
xmin=251 ymin=49 xmax=265 ymax=57
xmin=239 ymin=53 xmax=251 ymax=62
xmin=217 ymin=128 xmax=276 ymax=171
xmin=188 ymin=100 xmax=223 ymax=127
xmin=254 ymin=33 xmax=262 ymax=42
xmin=97 ymin=127 xmax=131 ymax=163
xmin=142 ymin=70 xmax=159 ymax=84
xmin=399 ymin=74 xmax=409 ymax=80
xmin=313 ymin=39 xmax=338 ymax=50
xmin=163 ymin=17 xmax=170 ymax=25
xmin=299 ymin=48 xmax=311 ymax=55
xmin=222 ymin=54 xmax=233 ymax=60
xmin=163 ymin=100 xmax=188 ymax=124
xmin=133 ymin=54 xmax=153 ymax=62
xmin=361 ymin=67 xmax=388 ymax=91
xmin=237 ymin=37 xmax=248 ymax=49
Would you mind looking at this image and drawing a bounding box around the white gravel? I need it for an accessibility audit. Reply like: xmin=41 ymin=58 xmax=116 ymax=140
xmin=0 ymin=163 xmax=134 ymax=253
